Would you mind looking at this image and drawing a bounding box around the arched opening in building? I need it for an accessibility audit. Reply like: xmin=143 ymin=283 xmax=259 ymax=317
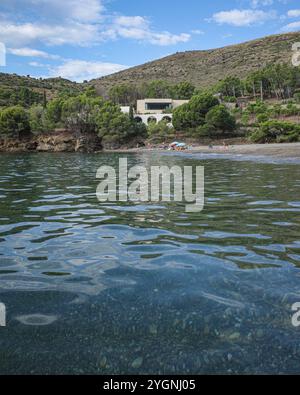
xmin=134 ymin=116 xmax=143 ymax=123
xmin=162 ymin=116 xmax=172 ymax=123
xmin=147 ymin=116 xmax=157 ymax=124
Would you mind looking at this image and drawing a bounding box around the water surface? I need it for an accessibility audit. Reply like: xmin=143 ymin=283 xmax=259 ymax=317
xmin=0 ymin=152 xmax=300 ymax=374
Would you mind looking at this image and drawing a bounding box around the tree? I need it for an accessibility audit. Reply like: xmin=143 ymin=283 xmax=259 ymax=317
xmin=172 ymin=82 xmax=195 ymax=99
xmin=205 ymin=105 xmax=236 ymax=135
xmin=294 ymin=92 xmax=300 ymax=103
xmin=172 ymin=103 xmax=194 ymax=130
xmin=61 ymin=94 xmax=104 ymax=134
xmin=147 ymin=120 xmax=174 ymax=137
xmin=173 ymin=93 xmax=219 ymax=131
xmin=94 ymin=101 xmax=147 ymax=148
xmin=143 ymin=80 xmax=172 ymax=99
xmin=129 ymin=105 xmax=134 ymax=121
xmin=29 ymin=105 xmax=47 ymax=134
xmin=216 ymin=77 xmax=242 ymax=98
xmin=46 ymin=98 xmax=63 ymax=128
xmin=84 ymin=86 xmax=98 ymax=98
xmin=43 ymin=90 xmax=47 ymax=109
xmin=0 ymin=106 xmax=31 ymax=138
xmin=250 ymin=120 xmax=300 ymax=143
xmin=109 ymin=84 xmax=138 ymax=106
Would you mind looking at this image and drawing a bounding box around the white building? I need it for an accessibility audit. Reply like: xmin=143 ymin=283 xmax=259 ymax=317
xmin=120 ymin=99 xmax=189 ymax=126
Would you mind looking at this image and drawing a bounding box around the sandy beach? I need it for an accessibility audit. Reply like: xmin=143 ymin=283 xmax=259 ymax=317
xmin=189 ymin=142 xmax=300 ymax=158
xmin=108 ymin=143 xmax=300 ymax=159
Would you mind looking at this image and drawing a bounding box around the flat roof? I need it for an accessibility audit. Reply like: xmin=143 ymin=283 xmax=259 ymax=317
xmin=138 ymin=99 xmax=173 ymax=103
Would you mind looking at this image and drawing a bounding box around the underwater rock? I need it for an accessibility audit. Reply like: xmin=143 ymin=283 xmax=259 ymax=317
xmin=99 ymin=356 xmax=108 ymax=369
xmin=131 ymin=357 xmax=143 ymax=369
xmin=149 ymin=324 xmax=158 ymax=335
xmin=15 ymin=314 xmax=58 ymax=326
xmin=229 ymin=332 xmax=241 ymax=341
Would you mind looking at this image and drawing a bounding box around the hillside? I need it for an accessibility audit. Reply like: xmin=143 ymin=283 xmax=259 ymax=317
xmin=1 ymin=31 xmax=300 ymax=103
xmin=91 ymin=32 xmax=300 ymax=95
xmin=0 ymin=73 xmax=83 ymax=107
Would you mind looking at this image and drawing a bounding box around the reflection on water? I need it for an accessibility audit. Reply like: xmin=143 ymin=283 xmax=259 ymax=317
xmin=0 ymin=152 xmax=300 ymax=374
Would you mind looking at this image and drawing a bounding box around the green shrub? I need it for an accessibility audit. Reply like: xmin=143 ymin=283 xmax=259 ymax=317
xmin=29 ymin=105 xmax=47 ymax=134
xmin=277 ymin=132 xmax=299 ymax=143
xmin=294 ymin=93 xmax=300 ymax=103
xmin=256 ymin=113 xmax=269 ymax=123
xmin=223 ymin=96 xmax=237 ymax=103
xmin=247 ymin=101 xmax=268 ymax=115
xmin=147 ymin=120 xmax=173 ymax=136
xmin=241 ymin=111 xmax=250 ymax=126
xmin=196 ymin=124 xmax=212 ymax=137
xmin=205 ymin=105 xmax=236 ymax=135
xmin=172 ymin=93 xmax=219 ymax=131
xmin=0 ymin=105 xmax=31 ymax=138
xmin=250 ymin=120 xmax=300 ymax=143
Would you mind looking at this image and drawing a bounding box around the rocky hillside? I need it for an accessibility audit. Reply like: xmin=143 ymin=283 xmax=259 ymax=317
xmin=1 ymin=31 xmax=300 ymax=101
xmin=91 ymin=32 xmax=300 ymax=95
xmin=0 ymin=130 xmax=102 ymax=153
xmin=0 ymin=73 xmax=83 ymax=107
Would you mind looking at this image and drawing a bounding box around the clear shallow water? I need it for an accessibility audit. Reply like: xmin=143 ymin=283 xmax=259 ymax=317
xmin=0 ymin=152 xmax=300 ymax=374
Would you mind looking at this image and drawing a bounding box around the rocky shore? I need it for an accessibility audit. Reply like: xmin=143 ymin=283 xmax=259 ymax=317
xmin=0 ymin=130 xmax=102 ymax=153
xmin=1 ymin=132 xmax=300 ymax=160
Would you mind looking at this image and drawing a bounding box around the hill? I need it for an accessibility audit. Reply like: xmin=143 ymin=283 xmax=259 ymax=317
xmin=0 ymin=73 xmax=83 ymax=107
xmin=90 ymin=32 xmax=300 ymax=95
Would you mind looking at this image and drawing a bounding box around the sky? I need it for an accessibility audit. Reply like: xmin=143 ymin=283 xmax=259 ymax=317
xmin=0 ymin=0 xmax=300 ymax=82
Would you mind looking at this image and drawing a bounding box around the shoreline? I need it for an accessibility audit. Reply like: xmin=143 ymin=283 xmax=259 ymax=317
xmin=105 ymin=142 xmax=300 ymax=160
xmin=1 ymin=139 xmax=300 ymax=160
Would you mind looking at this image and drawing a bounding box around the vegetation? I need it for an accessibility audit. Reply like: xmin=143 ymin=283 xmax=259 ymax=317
xmin=204 ymin=105 xmax=236 ymax=136
xmin=0 ymin=73 xmax=83 ymax=109
xmin=147 ymin=120 xmax=174 ymax=137
xmin=0 ymin=87 xmax=146 ymax=148
xmin=250 ymin=121 xmax=300 ymax=143
xmin=2 ymin=31 xmax=300 ymax=147
xmin=172 ymin=93 xmax=235 ymax=137
xmin=108 ymin=81 xmax=196 ymax=106
xmin=91 ymin=32 xmax=300 ymax=94
xmin=0 ymin=106 xmax=30 ymax=138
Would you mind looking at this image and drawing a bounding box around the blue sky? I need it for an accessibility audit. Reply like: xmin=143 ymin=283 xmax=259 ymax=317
xmin=0 ymin=0 xmax=300 ymax=81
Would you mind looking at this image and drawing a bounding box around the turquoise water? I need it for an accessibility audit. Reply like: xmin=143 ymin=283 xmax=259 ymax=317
xmin=0 ymin=152 xmax=300 ymax=374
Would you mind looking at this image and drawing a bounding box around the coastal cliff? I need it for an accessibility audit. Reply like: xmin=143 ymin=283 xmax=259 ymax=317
xmin=0 ymin=130 xmax=102 ymax=153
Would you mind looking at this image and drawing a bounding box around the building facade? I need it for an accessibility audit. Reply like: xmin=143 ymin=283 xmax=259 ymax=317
xmin=133 ymin=99 xmax=189 ymax=125
xmin=136 ymin=99 xmax=189 ymax=115
xmin=120 ymin=98 xmax=189 ymax=126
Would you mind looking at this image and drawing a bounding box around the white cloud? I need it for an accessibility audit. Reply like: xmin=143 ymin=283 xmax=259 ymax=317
xmin=0 ymin=21 xmax=100 ymax=47
xmin=112 ymin=16 xmax=190 ymax=46
xmin=250 ymin=0 xmax=274 ymax=8
xmin=0 ymin=0 xmax=192 ymax=82
xmin=281 ymin=20 xmax=300 ymax=32
xmin=0 ymin=1 xmax=190 ymax=48
xmin=29 ymin=61 xmax=48 ymax=67
xmin=191 ymin=29 xmax=204 ymax=35
xmin=47 ymin=59 xmax=128 ymax=82
xmin=212 ymin=9 xmax=276 ymax=27
xmin=1 ymin=0 xmax=104 ymax=23
xmin=8 ymin=47 xmax=60 ymax=59
xmin=148 ymin=32 xmax=191 ymax=46
xmin=287 ymin=10 xmax=300 ymax=18
xmin=114 ymin=16 xmax=148 ymax=28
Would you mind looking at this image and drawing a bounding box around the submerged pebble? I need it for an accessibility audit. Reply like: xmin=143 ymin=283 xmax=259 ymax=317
xmin=15 ymin=314 xmax=58 ymax=326
xmin=229 ymin=332 xmax=241 ymax=341
xmin=132 ymin=357 xmax=143 ymax=369
xmin=99 ymin=356 xmax=108 ymax=369
xmin=149 ymin=324 xmax=158 ymax=335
